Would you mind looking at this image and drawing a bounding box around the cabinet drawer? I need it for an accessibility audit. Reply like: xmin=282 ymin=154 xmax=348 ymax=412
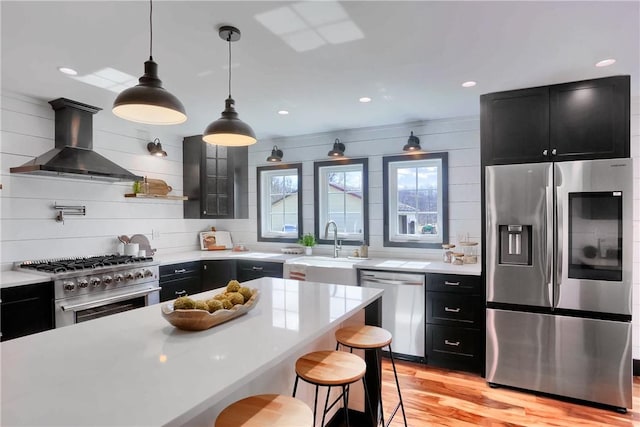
xmin=427 ymin=273 xmax=481 ymax=294
xmin=426 ymin=324 xmax=482 ymax=372
xmin=160 ymin=262 xmax=201 ymax=282
xmin=1 ymin=282 xmax=54 ymax=341
xmin=427 ymin=292 xmax=482 ymax=327
xmin=159 ymin=276 xmax=202 ymax=302
xmin=237 ymin=260 xmax=283 ymax=282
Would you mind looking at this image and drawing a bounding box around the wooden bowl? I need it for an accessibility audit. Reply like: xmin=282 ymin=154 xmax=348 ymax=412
xmin=161 ymin=289 xmax=260 ymax=331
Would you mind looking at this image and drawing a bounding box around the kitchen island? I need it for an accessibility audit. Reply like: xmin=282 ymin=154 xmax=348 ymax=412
xmin=0 ymin=278 xmax=383 ymax=426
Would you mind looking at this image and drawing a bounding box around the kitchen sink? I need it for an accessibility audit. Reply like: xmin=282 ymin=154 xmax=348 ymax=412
xmin=287 ymin=256 xmax=366 ymax=268
xmin=285 ymin=256 xmax=368 ymax=285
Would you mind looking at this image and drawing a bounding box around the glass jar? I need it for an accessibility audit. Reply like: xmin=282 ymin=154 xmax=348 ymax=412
xmin=460 ymin=241 xmax=478 ymax=264
xmin=452 ymin=252 xmax=465 ymax=265
xmin=442 ymin=244 xmax=455 ymax=263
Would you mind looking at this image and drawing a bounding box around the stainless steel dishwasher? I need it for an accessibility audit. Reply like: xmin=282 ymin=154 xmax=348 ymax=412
xmin=359 ymin=270 xmax=425 ymax=362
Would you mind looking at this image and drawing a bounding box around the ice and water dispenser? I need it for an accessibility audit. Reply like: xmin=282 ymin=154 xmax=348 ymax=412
xmin=499 ymin=224 xmax=532 ymax=265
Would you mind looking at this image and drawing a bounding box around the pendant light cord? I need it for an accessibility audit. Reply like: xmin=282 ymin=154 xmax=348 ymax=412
xmin=149 ymin=0 xmax=153 ymax=60
xmin=227 ymin=34 xmax=232 ymax=99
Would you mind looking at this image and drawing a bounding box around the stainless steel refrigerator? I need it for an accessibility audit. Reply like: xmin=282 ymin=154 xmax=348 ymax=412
xmin=485 ymin=158 xmax=633 ymax=411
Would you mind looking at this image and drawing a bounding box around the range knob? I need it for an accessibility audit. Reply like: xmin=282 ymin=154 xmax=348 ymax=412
xmin=90 ymin=277 xmax=101 ymax=287
xmin=134 ymin=271 xmax=144 ymax=279
xmin=103 ymin=275 xmax=113 ymax=285
xmin=77 ymin=279 xmax=89 ymax=289
xmin=114 ymin=274 xmax=124 ymax=283
xmin=124 ymin=272 xmax=134 ymax=281
xmin=63 ymin=281 xmax=75 ymax=291
xmin=143 ymin=269 xmax=153 ymax=278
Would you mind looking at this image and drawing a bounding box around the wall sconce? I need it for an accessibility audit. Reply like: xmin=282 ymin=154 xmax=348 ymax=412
xmin=403 ymin=131 xmax=421 ymax=152
xmin=147 ymin=138 xmax=167 ymax=157
xmin=328 ymin=138 xmax=345 ymax=157
xmin=266 ymin=146 xmax=283 ymax=162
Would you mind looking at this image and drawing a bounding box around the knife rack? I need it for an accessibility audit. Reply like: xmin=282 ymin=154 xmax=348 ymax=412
xmin=54 ymin=204 xmax=86 ymax=224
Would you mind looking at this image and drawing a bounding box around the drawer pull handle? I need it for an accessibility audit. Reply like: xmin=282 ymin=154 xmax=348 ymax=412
xmin=445 ymin=340 xmax=460 ymax=347
xmin=445 ymin=307 xmax=461 ymax=313
xmin=444 ymin=281 xmax=460 ymax=286
xmin=174 ymin=269 xmax=187 ymax=274
xmin=175 ymin=290 xmax=187 ymax=297
xmin=252 ymin=266 xmax=264 ymax=271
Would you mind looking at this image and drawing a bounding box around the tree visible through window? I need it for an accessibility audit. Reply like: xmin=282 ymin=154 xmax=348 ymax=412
xmin=383 ymin=153 xmax=448 ymax=248
xmin=257 ymin=164 xmax=302 ymax=242
xmin=314 ymin=159 xmax=369 ymax=245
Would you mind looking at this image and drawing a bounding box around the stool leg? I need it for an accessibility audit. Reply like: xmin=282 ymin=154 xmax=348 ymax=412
xmin=362 ymin=376 xmax=376 ymax=426
xmin=292 ymin=374 xmax=299 ymax=397
xmin=388 ymin=344 xmax=408 ymax=427
xmin=376 ymin=349 xmax=384 ymax=425
xmin=321 ymin=385 xmax=331 ymax=427
xmin=342 ymin=384 xmax=350 ymax=427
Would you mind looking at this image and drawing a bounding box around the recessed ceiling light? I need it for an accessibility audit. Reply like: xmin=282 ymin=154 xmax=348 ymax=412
xmin=462 ymin=81 xmax=477 ymax=88
xmin=58 ymin=66 xmax=78 ymax=76
xmin=278 ymin=110 xmax=289 ymax=115
xmin=595 ymin=58 xmax=616 ymax=67
xmin=359 ymin=97 xmax=372 ymax=103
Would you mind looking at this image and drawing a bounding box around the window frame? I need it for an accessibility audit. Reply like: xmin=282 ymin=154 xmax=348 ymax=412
xmin=256 ymin=163 xmax=303 ymax=243
xmin=314 ymin=158 xmax=369 ymax=246
xmin=383 ymin=152 xmax=448 ymax=248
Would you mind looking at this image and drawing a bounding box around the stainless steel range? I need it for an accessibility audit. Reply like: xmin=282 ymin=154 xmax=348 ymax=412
xmin=16 ymin=255 xmax=160 ymax=327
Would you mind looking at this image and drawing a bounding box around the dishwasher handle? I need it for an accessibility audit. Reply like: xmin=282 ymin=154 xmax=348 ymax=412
xmin=360 ymin=274 xmax=424 ymax=286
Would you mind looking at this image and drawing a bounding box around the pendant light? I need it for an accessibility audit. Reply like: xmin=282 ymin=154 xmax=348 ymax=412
xmin=203 ymin=26 xmax=256 ymax=146
xmin=328 ymin=138 xmax=345 ymax=157
xmin=266 ymin=146 xmax=283 ymax=162
xmin=112 ymin=0 xmax=187 ymax=125
xmin=403 ymin=131 xmax=421 ymax=152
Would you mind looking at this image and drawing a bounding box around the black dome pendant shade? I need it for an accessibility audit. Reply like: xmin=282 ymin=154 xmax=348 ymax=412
xmin=403 ymin=131 xmax=422 ymax=152
xmin=203 ymin=26 xmax=256 ymax=146
xmin=112 ymin=0 xmax=186 ymax=125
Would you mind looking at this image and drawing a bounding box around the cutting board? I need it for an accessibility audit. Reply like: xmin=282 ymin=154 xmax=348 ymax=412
xmin=145 ymin=179 xmax=172 ymax=196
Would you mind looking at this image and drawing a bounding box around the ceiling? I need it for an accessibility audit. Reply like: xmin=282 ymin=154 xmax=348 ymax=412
xmin=2 ymin=1 xmax=638 ymax=140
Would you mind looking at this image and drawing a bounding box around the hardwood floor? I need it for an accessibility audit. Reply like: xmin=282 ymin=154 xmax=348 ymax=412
xmin=379 ymin=359 xmax=640 ymax=427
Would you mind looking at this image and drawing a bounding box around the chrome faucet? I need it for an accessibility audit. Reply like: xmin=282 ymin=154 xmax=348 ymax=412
xmin=324 ymin=220 xmax=342 ymax=258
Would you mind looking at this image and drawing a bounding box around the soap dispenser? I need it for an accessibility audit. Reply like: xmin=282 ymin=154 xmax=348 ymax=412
xmin=359 ymin=240 xmax=368 ymax=258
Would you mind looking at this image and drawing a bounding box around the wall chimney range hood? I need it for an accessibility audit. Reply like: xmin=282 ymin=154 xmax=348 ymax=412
xmin=10 ymin=98 xmax=143 ymax=182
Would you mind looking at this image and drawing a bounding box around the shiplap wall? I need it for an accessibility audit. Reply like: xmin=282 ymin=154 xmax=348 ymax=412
xmin=0 ymin=92 xmax=212 ymax=270
xmin=216 ymin=117 xmax=482 ymax=260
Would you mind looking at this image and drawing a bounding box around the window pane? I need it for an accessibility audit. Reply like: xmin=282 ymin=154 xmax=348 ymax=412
xmin=344 ymin=171 xmax=362 ymax=191
xmin=397 ymin=168 xmax=417 ymax=190
xmin=258 ymin=165 xmax=302 ymax=241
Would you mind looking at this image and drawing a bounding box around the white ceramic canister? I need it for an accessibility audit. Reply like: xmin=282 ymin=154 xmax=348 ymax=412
xmin=124 ymin=243 xmax=139 ymax=256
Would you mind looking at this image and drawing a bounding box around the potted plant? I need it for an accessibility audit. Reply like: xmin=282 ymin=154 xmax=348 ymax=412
xmin=298 ymin=233 xmax=316 ymax=255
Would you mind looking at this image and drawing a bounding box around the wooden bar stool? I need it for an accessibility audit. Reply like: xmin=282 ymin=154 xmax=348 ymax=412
xmin=293 ymin=350 xmax=369 ymax=426
xmin=335 ymin=325 xmax=408 ymax=427
xmin=215 ymin=394 xmax=313 ymax=427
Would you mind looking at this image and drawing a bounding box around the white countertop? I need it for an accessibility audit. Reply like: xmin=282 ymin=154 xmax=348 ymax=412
xmin=0 ymin=278 xmax=383 ymax=427
xmin=0 ymin=250 xmax=480 ymax=289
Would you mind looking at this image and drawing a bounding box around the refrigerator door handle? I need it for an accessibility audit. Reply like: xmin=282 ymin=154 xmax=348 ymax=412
xmin=545 ymin=181 xmax=554 ymax=305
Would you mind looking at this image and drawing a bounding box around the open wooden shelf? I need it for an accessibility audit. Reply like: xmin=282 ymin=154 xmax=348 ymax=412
xmin=124 ymin=193 xmax=188 ymax=200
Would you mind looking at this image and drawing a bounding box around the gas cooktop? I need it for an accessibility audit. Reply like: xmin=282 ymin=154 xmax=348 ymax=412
xmin=17 ymin=255 xmax=155 ymax=275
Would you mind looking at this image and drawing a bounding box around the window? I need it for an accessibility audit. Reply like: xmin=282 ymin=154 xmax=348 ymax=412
xmin=257 ymin=164 xmax=302 ymax=242
xmin=314 ymin=158 xmax=368 ymax=245
xmin=383 ymin=153 xmax=448 ymax=248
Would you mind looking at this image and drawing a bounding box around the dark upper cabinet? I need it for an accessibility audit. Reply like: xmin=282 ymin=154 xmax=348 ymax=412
xmin=481 ymin=75 xmax=630 ymax=166
xmin=550 ymin=76 xmax=629 ymax=161
xmin=183 ymin=135 xmax=249 ymax=219
xmin=1 ymin=282 xmax=54 ymax=341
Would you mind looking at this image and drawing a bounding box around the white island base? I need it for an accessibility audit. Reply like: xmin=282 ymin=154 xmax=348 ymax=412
xmin=1 ymin=278 xmax=383 ymax=427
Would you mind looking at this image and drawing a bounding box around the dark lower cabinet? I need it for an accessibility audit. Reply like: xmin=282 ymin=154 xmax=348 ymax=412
xmin=202 ymin=260 xmax=235 ymax=291
xmin=425 ymin=273 xmax=483 ymax=373
xmin=159 ymin=262 xmax=202 ymax=302
xmin=236 ymin=260 xmax=283 ymax=282
xmin=1 ymin=282 xmax=54 ymax=341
